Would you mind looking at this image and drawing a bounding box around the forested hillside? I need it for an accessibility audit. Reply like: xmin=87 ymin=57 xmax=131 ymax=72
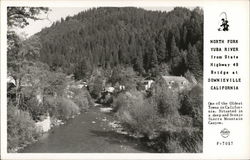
xmin=37 ymin=7 xmax=203 ymax=81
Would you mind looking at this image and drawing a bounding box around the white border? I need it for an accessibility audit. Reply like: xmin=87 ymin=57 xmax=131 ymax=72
xmin=1 ymin=0 xmax=249 ymax=159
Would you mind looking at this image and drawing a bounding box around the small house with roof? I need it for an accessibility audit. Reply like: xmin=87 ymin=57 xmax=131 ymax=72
xmin=161 ymin=76 xmax=190 ymax=91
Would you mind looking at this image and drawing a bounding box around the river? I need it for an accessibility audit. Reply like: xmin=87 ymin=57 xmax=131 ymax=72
xmin=19 ymin=107 xmax=151 ymax=153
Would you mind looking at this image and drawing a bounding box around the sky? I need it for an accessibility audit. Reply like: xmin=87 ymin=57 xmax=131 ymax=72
xmin=16 ymin=7 xmax=88 ymax=37
xmin=16 ymin=7 xmax=180 ymax=37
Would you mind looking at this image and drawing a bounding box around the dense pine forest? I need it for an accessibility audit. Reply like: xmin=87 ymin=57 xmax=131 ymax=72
xmin=7 ymin=7 xmax=203 ymax=153
xmin=37 ymin=7 xmax=203 ymax=81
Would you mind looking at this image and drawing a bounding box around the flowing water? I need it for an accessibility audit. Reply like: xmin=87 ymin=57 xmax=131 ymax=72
xmin=19 ymin=107 xmax=151 ymax=153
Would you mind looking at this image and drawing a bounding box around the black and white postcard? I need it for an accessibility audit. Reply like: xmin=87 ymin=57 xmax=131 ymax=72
xmin=0 ymin=0 xmax=249 ymax=159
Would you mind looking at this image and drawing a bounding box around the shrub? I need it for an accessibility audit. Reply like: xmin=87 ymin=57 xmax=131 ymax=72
xmin=69 ymin=87 xmax=94 ymax=111
xmin=151 ymin=80 xmax=180 ymax=117
xmin=179 ymin=84 xmax=203 ymax=128
xmin=44 ymin=71 xmax=68 ymax=97
xmin=7 ymin=102 xmax=40 ymax=152
xmin=148 ymin=128 xmax=202 ymax=153
xmin=180 ymin=130 xmax=203 ymax=153
xmin=45 ymin=97 xmax=80 ymax=120
xmin=44 ymin=96 xmax=58 ymax=118
xmin=15 ymin=86 xmax=47 ymax=121
xmin=74 ymin=90 xmax=93 ymax=110
xmin=57 ymin=98 xmax=80 ymax=120
xmin=89 ymin=75 xmax=104 ymax=99
xmin=109 ymin=66 xmax=139 ymax=91
xmin=114 ymin=90 xmax=160 ymax=138
xmin=25 ymin=97 xmax=47 ymax=121
xmin=113 ymin=90 xmax=143 ymax=112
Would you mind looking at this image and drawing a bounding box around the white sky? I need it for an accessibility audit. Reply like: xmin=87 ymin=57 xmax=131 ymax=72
xmin=16 ymin=7 xmax=179 ymax=37
xmin=16 ymin=7 xmax=88 ymax=37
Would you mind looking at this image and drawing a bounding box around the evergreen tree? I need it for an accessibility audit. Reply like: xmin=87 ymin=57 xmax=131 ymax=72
xmin=133 ymin=49 xmax=144 ymax=74
xmin=187 ymin=43 xmax=202 ymax=80
xmin=156 ymin=32 xmax=166 ymax=63
xmin=170 ymin=36 xmax=179 ymax=57
xmin=182 ymin=26 xmax=188 ymax=48
xmin=73 ymin=58 xmax=91 ymax=80
xmin=151 ymin=45 xmax=158 ymax=69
